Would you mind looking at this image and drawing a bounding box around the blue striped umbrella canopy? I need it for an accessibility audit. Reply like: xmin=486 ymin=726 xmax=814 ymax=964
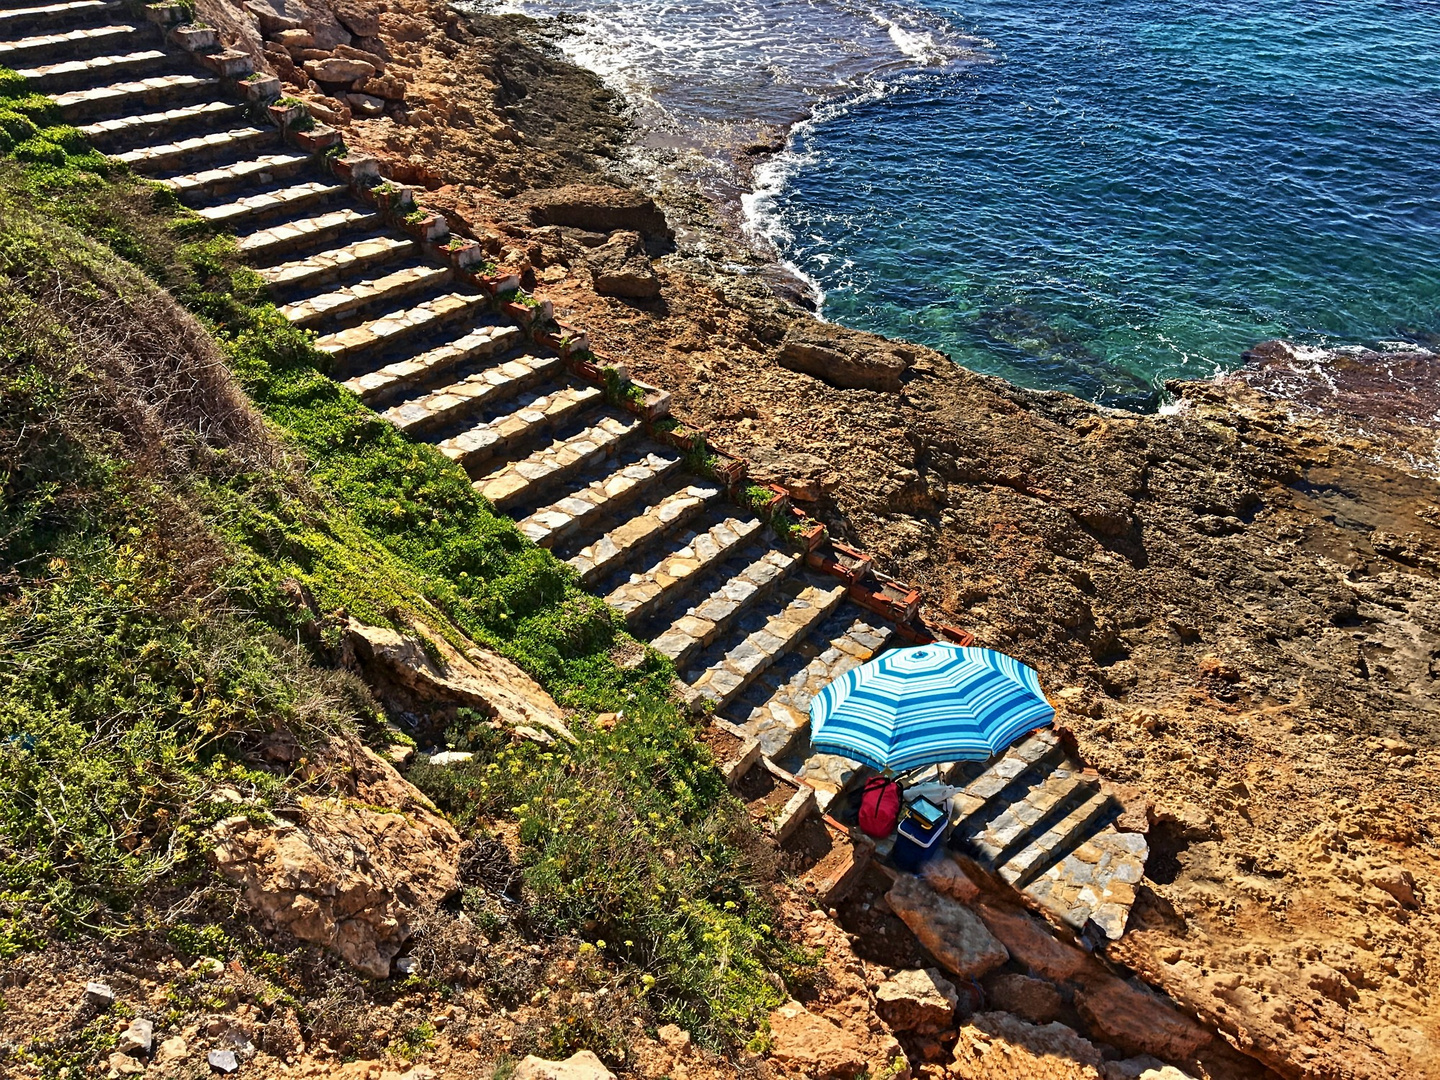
xmin=809 ymin=644 xmax=1054 ymax=772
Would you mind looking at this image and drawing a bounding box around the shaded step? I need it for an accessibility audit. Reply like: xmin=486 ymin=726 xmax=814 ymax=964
xmin=515 ymin=449 xmax=683 ymax=549
xmin=0 ymin=1 xmax=117 ymax=37
xmin=279 ymin=264 xmax=450 ymax=329
xmin=1024 ymin=825 xmax=1149 ymax=941
xmin=342 ymin=322 xmax=527 ymax=405
xmin=0 ymin=21 xmax=141 ymax=67
xmin=53 ymin=72 xmax=218 ymax=123
xmin=996 ymin=783 xmax=1113 ymax=888
xmin=683 ymin=579 xmax=849 ymax=712
xmin=434 ymin=384 xmax=601 ymax=470
xmin=19 ymin=48 xmax=174 ymax=93
xmin=382 ymin=349 xmax=560 ymax=437
xmin=80 ymin=99 xmax=245 ymax=153
xmin=259 ymin=233 xmax=418 ymax=296
xmin=582 ymin=489 xmax=740 ymax=596
xmin=474 ymin=412 xmax=640 ymax=514
xmin=195 ymin=179 xmax=346 ymax=230
xmin=783 ymin=812 xmax=872 ymax=907
xmin=947 ymin=728 xmax=1067 ymax=827
xmin=117 ymin=125 xmax=280 ymax=177
xmin=165 ymin=151 xmax=314 ymax=203
xmin=648 ymin=547 xmax=799 ymax=670
xmin=236 ymin=205 xmax=383 ymax=264
xmin=736 ymin=610 xmax=894 ymax=768
xmin=314 ymin=288 xmax=492 ymax=370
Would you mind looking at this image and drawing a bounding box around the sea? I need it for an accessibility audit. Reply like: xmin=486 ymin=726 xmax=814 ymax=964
xmin=471 ymin=0 xmax=1440 ymax=410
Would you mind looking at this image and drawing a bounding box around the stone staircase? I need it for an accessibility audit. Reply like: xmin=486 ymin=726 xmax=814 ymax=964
xmin=6 ymin=0 xmax=1148 ymax=946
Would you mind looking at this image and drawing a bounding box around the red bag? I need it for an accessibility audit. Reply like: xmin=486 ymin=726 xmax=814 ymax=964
xmin=858 ymin=777 xmax=902 ymax=838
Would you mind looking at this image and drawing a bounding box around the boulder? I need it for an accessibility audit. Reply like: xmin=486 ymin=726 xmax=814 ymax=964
xmin=512 ymin=1051 xmax=616 ymax=1080
xmin=342 ymin=618 xmax=572 ymax=743
xmin=985 ymin=972 xmax=1065 ymax=1025
xmin=333 ymin=3 xmax=380 ymax=38
xmin=270 ymin=27 xmax=313 ymax=48
xmin=875 ymin=968 xmax=958 ymax=1033
xmin=1366 ymin=864 xmax=1418 ymax=908
xmin=779 ymin=323 xmax=915 ymax=393
xmin=245 ymin=0 xmax=303 ymax=34
xmin=767 ymin=1001 xmax=869 ymax=1079
xmin=525 ymin=185 xmax=671 ymax=240
xmin=335 ymin=43 xmax=386 ymax=73
xmin=953 ymin=1012 xmax=1106 ymax=1080
xmin=1104 ymin=1059 xmax=1200 ymax=1080
xmin=586 ymin=230 xmax=660 ymax=300
xmin=346 ymin=92 xmax=387 ymax=117
xmin=1073 ymin=973 xmax=1211 ymax=1062
xmin=974 ymin=902 xmax=1089 ymax=981
xmin=211 ymin=743 xmax=460 ymax=978
xmin=304 ymin=57 xmax=376 ymax=84
xmin=355 ymin=74 xmax=407 ymax=101
xmin=886 ymin=875 xmax=1008 ymax=979
xmin=921 ymin=852 xmax=981 ymax=902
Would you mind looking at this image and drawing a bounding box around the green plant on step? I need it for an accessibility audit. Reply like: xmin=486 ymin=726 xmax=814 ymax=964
xmin=742 ymin=484 xmax=774 ymax=511
xmin=274 ymin=95 xmax=305 ymax=109
xmin=600 ymin=365 xmax=644 ymax=407
xmin=403 ymin=208 xmax=427 ymax=225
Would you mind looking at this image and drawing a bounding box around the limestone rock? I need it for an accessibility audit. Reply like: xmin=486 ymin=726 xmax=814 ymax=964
xmin=512 ymin=1050 xmax=616 ymax=1080
xmin=245 ymin=0 xmax=303 ymax=35
xmin=779 ymin=323 xmax=915 ymax=393
xmin=886 ymin=875 xmax=1008 ymax=979
xmin=342 ymin=618 xmax=572 ymax=743
xmin=921 ymin=852 xmax=980 ymax=902
xmin=117 ymin=1018 xmax=153 ymax=1056
xmin=1366 ymin=864 xmax=1418 ymax=907
xmin=347 ymin=92 xmax=387 ymax=117
xmin=767 ymin=1001 xmax=869 ymax=1079
xmin=211 ymin=743 xmax=460 ymax=978
xmin=1073 ymin=972 xmax=1211 ymax=1061
xmin=1104 ymin=1058 xmax=1200 ymax=1080
xmin=107 ymin=1051 xmax=145 ymax=1077
xmin=875 ymin=968 xmax=958 ymax=1033
xmin=334 ymin=3 xmax=380 ymax=38
xmin=356 ymin=74 xmax=407 ymax=101
xmin=525 ymin=185 xmax=672 ymax=240
xmin=83 ymin=981 xmax=114 ymax=1008
xmin=985 ymin=972 xmax=1064 ymax=1024
xmin=952 ymin=1012 xmax=1106 ymax=1079
xmin=335 ymin=43 xmax=386 ymax=73
xmin=304 ymin=57 xmax=376 ymax=84
xmin=974 ymin=902 xmax=1088 ymax=981
xmin=271 ymin=28 xmax=313 ymax=48
xmin=587 ymin=230 xmax=660 ymax=300
xmin=157 ymin=1036 xmax=187 ymax=1063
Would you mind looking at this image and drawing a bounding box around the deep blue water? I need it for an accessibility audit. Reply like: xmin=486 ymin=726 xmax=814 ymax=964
xmin=481 ymin=0 xmax=1440 ymax=408
xmin=754 ymin=0 xmax=1440 ymax=407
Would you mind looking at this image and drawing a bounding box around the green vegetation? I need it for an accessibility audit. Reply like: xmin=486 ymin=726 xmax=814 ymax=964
xmin=0 ymin=75 xmax=799 ymax=1050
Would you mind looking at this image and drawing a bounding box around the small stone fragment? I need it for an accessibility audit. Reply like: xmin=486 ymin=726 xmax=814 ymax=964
xmin=158 ymin=1035 xmax=188 ymax=1063
xmin=84 ymin=981 xmax=114 ymax=1008
xmin=208 ymin=1049 xmax=239 ymax=1073
xmin=117 ymin=1017 xmax=154 ymax=1056
xmin=107 ymin=1051 xmax=145 ymax=1077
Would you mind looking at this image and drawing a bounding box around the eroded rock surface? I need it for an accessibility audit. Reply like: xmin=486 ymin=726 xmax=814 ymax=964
xmin=211 ymin=744 xmax=460 ymax=977
xmin=778 ymin=323 xmax=915 ymax=393
xmin=886 ymin=875 xmax=1008 ymax=979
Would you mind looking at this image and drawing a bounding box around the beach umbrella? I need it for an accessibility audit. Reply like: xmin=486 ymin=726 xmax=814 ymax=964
xmin=809 ymin=643 xmax=1054 ymax=773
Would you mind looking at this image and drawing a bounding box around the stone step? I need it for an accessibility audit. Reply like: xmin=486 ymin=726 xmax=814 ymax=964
xmin=734 ymin=610 xmax=894 ymax=774
xmin=258 ymin=233 xmax=418 ymax=297
xmin=649 ymin=547 xmax=800 ymax=671
xmin=434 ymin=384 xmax=602 ymax=473
xmin=380 ymin=349 xmax=560 ymax=436
xmin=314 ymin=288 xmax=492 ymax=370
xmin=80 ymin=99 xmax=246 ymax=153
xmin=53 ymin=72 xmax=218 ymax=123
xmin=947 ymin=728 xmax=1066 ymax=816
xmin=195 ymin=180 xmax=346 ymax=230
xmin=683 ymin=579 xmax=849 ymax=712
xmin=115 ymin=124 xmax=281 ymax=177
xmin=516 ymin=449 xmax=683 ymax=550
xmin=567 ymin=479 xmax=725 ymax=588
xmin=594 ymin=507 xmax=757 ymax=612
xmin=996 ymin=783 xmax=1114 ymax=888
xmin=278 ymin=263 xmax=451 ymax=329
xmin=474 ymin=412 xmax=640 ymax=515
xmin=236 ymin=205 xmax=384 ymax=265
xmin=19 ymin=48 xmax=173 ymax=93
xmin=1024 ymin=825 xmax=1148 ymax=941
xmin=165 ymin=151 xmax=314 ymax=203
xmin=0 ymin=0 xmax=116 ymax=37
xmin=0 ymin=21 xmax=141 ymax=68
xmin=342 ymin=322 xmax=527 ymax=406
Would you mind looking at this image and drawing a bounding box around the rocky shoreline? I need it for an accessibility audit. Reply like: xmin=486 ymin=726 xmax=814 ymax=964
xmin=186 ymin=1 xmax=1440 ymax=1076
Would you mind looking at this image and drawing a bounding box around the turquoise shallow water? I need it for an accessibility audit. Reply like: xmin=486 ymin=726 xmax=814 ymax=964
xmin=755 ymin=0 xmax=1440 ymax=407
